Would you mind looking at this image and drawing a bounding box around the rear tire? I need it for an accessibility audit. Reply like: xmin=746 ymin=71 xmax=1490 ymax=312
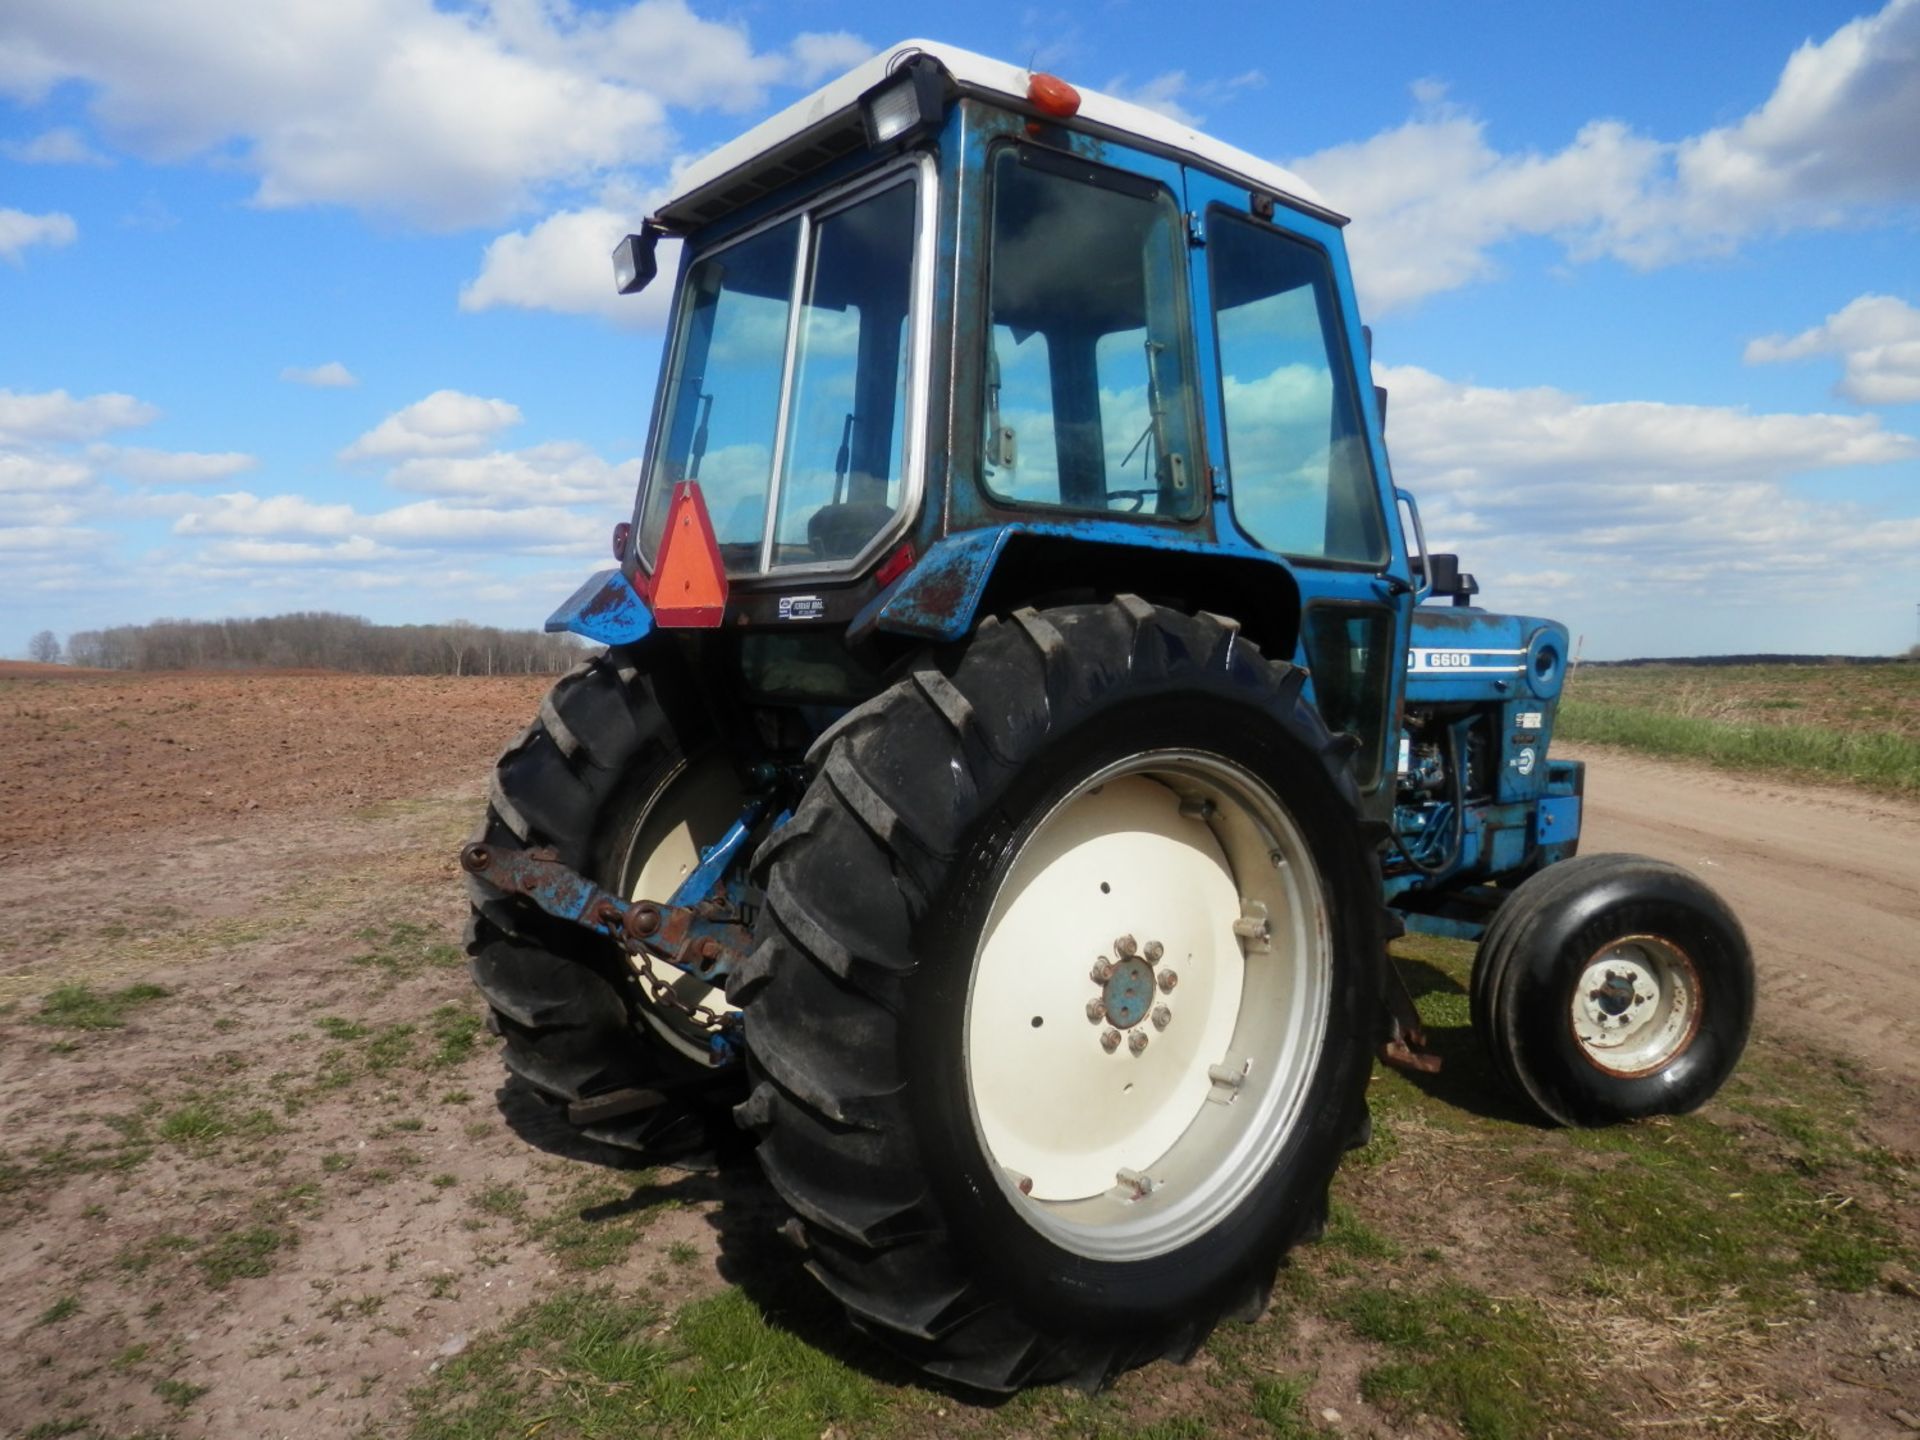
xmin=1471 ymin=853 xmax=1753 ymax=1127
xmin=732 ymin=599 xmax=1385 ymax=1392
xmin=465 ymin=641 xmax=741 ymax=1156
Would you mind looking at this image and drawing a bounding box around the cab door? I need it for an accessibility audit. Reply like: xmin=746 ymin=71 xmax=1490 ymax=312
xmin=1183 ymin=170 xmax=1416 ymax=816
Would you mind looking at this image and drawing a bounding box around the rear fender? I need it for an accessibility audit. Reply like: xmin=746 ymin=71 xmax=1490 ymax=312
xmin=849 ymin=524 xmax=1303 ymax=655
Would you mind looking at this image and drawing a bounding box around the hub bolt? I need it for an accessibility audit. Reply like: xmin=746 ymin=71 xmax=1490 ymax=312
xmin=1114 ymin=934 xmax=1139 ymax=958
xmin=1144 ymin=939 xmax=1164 ymax=964
xmin=1090 ymin=957 xmax=1115 ymax=984
xmin=1100 ymin=1028 xmax=1122 ymax=1053
xmin=1128 ymin=1030 xmax=1150 ymax=1056
xmin=1085 ymin=998 xmax=1107 ymax=1024
xmin=1151 ymin=1005 xmax=1172 ymax=1031
xmin=1157 ymin=969 xmax=1179 ymax=993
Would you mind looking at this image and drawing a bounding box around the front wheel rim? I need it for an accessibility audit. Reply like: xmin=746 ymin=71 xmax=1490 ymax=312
xmin=1567 ymin=935 xmax=1702 ymax=1077
xmin=963 ymin=750 xmax=1333 ymax=1263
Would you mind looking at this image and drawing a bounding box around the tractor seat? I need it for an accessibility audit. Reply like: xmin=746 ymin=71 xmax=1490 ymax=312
xmin=807 ymin=500 xmax=895 ymax=560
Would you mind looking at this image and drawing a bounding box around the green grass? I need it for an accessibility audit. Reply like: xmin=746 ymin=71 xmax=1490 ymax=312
xmin=35 ymin=1295 xmax=80 ymax=1327
xmin=409 ymin=1287 xmax=886 ymax=1440
xmin=32 ymin=982 xmax=170 ymax=1030
xmin=1559 ymin=696 xmax=1920 ymax=794
xmin=157 ymin=1094 xmax=282 ymax=1147
xmin=154 ymin=1377 xmax=210 ymax=1408
xmin=350 ymin=921 xmax=464 ymax=978
xmin=1336 ymin=1283 xmax=1568 ymax=1440
xmin=196 ymin=1223 xmax=292 ymax=1288
xmin=1558 ymin=660 xmax=1920 ymax=795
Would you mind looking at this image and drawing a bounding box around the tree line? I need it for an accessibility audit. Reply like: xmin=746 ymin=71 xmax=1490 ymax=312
xmin=50 ymin=613 xmax=589 ymax=675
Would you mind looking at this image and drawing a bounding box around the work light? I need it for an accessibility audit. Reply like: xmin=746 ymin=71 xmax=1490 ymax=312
xmin=860 ymin=54 xmax=949 ymax=149
xmin=612 ymin=222 xmax=662 ymax=295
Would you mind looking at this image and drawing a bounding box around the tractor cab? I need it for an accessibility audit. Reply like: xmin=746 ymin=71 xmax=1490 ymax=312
xmin=559 ymin=40 xmax=1570 ymax=890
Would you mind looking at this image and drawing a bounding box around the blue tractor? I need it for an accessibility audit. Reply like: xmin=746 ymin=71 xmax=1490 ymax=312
xmin=463 ymin=41 xmax=1753 ymax=1393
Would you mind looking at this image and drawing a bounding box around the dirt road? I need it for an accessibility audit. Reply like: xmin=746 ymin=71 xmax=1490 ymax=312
xmin=1571 ymin=743 xmax=1920 ymax=1090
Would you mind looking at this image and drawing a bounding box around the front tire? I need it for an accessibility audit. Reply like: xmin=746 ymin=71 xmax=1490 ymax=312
xmin=1471 ymin=853 xmax=1754 ymax=1127
xmin=733 ymin=599 xmax=1384 ymax=1391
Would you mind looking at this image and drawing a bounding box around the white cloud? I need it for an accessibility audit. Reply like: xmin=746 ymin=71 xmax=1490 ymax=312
xmin=0 ymin=451 xmax=93 ymax=495
xmin=0 ymin=1 xmax=870 ymax=230
xmin=1103 ymin=71 xmax=1203 ymax=127
xmin=2 ymin=126 xmax=110 ymax=164
xmin=0 ymin=388 xmax=156 ymax=445
xmin=1103 ymin=68 xmax=1264 ymax=129
xmin=89 ymin=445 xmax=258 ymax=484
xmin=386 ymin=441 xmax=634 ymax=508
xmin=0 ymin=206 xmax=77 ymax=263
xmin=786 ymin=32 xmax=874 ymax=87
xmin=1379 ymin=363 xmax=1920 ymax=628
xmin=170 ymin=489 xmax=596 ymax=553
xmin=1745 ymin=294 xmax=1920 ymax=406
xmin=280 ymin=361 xmax=358 ymax=388
xmin=340 ymin=390 xmax=522 ymax=461
xmin=461 ymin=200 xmax=681 ymax=328
xmin=1293 ymin=113 xmax=1659 ymax=312
xmin=1639 ymin=0 xmax=1920 ymax=257
xmin=1292 ymin=0 xmax=1920 ymax=310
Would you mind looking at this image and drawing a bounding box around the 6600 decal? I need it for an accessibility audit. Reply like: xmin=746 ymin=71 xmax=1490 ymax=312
xmin=1407 ymin=647 xmax=1526 ymax=675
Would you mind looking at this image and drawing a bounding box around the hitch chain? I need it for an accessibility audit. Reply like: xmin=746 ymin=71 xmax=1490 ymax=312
xmin=632 ymin=958 xmax=734 ymax=1034
xmin=460 ymin=841 xmax=748 ymax=1044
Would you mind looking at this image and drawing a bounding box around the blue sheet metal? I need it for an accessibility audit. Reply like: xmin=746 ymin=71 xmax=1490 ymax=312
xmin=855 ymin=519 xmax=1303 ymax=645
xmin=1536 ymin=794 xmax=1582 ymax=847
xmin=546 ymin=568 xmax=655 ymax=645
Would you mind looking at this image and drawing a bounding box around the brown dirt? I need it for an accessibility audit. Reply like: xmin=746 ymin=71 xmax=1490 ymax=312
xmin=1568 ymin=742 xmax=1920 ymax=1151
xmin=1 ymin=673 xmax=1915 ymax=1439
xmin=0 ymin=665 xmax=554 ymax=859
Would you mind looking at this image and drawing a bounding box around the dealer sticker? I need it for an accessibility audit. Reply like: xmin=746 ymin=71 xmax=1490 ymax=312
xmin=1516 ymin=711 xmax=1543 ymax=730
xmin=778 ymin=594 xmax=826 ymax=621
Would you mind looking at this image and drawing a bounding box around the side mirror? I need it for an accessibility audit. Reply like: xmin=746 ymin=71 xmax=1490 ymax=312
xmin=612 ymin=221 xmax=663 ymax=296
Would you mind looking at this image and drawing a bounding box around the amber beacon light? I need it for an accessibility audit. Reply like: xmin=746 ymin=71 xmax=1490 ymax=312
xmin=1026 ymin=72 xmax=1081 ymax=118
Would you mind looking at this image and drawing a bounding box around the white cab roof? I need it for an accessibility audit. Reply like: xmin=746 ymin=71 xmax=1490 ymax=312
xmin=659 ymin=39 xmax=1334 ymax=228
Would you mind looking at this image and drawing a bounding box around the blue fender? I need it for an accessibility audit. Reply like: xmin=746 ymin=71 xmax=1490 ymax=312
xmin=546 ymin=569 xmax=655 ymax=646
xmin=848 ymin=521 xmax=1304 ymax=648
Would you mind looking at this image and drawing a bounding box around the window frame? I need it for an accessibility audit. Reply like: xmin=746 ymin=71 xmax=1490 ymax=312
xmin=635 ymin=153 xmax=938 ymax=580
xmin=974 ymin=138 xmax=1209 ymax=528
xmin=1204 ymin=204 xmax=1390 ymax=570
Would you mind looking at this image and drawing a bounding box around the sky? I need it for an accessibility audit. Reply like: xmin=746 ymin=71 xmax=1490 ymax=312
xmin=3 ymin=0 xmax=1919 ymax=661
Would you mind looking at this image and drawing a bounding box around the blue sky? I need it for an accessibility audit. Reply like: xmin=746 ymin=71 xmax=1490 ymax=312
xmin=3 ymin=0 xmax=1918 ymax=660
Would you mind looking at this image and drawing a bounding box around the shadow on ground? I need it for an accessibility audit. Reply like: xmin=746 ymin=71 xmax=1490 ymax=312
xmin=1387 ymin=957 xmax=1545 ymax=1127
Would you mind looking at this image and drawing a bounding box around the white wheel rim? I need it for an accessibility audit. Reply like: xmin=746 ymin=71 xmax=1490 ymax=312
xmin=963 ymin=751 xmax=1333 ymax=1262
xmin=1568 ymin=935 xmax=1701 ymax=1077
xmin=618 ymin=751 xmax=744 ymax=1063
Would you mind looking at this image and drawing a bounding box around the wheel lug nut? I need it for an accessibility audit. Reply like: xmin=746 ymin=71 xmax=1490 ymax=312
xmin=1100 ymin=1028 xmax=1122 ymax=1053
xmin=1085 ymin=998 xmax=1107 ymax=1024
xmin=1128 ymin=1030 xmax=1149 ymax=1055
xmin=1090 ymin=958 xmax=1114 ymax=983
xmin=1151 ymin=1005 xmax=1171 ymax=1031
xmin=1114 ymin=934 xmax=1138 ymax=958
xmin=1143 ymin=939 xmax=1163 ymax=964
xmin=1157 ymin=969 xmax=1178 ymax=993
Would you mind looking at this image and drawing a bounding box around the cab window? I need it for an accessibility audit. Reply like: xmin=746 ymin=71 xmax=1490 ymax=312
xmin=982 ymin=145 xmax=1202 ymax=519
xmin=1208 ymin=211 xmax=1386 ymax=563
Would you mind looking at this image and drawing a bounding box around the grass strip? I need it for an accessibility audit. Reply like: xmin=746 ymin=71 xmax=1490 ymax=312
xmin=1558 ymin=697 xmax=1920 ymax=795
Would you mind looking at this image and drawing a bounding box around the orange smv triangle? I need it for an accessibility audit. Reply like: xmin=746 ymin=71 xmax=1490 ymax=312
xmin=646 ymin=481 xmax=729 ymax=628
